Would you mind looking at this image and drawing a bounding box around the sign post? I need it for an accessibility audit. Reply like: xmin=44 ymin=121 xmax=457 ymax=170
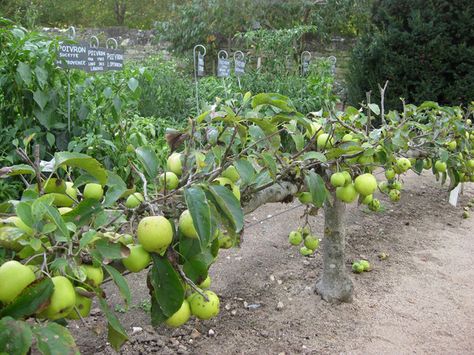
xmin=233 ymin=51 xmax=245 ymax=90
xmin=87 ymin=36 xmax=106 ymax=73
xmin=106 ymin=38 xmax=124 ymax=71
xmin=193 ymin=44 xmax=206 ymax=114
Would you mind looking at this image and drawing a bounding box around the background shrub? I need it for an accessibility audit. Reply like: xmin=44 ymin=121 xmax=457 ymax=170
xmin=347 ymin=0 xmax=474 ymax=108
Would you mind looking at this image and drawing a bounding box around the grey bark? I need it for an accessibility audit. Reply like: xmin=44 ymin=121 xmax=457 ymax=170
xmin=315 ymin=191 xmax=353 ymax=303
xmin=243 ymin=181 xmax=298 ymax=214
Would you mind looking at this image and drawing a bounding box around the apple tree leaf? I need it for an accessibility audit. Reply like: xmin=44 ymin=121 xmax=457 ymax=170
xmin=32 ymin=321 xmax=79 ymax=355
xmin=0 ymin=278 xmax=54 ymax=319
xmin=0 ymin=316 xmax=33 ymax=355
xmin=305 ymin=171 xmax=328 ymax=208
xmin=98 ymin=298 xmax=128 ymax=351
xmin=184 ymin=186 xmax=212 ymax=247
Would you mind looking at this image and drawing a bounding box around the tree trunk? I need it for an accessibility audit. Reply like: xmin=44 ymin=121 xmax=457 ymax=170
xmin=315 ymin=191 xmax=353 ymax=303
xmin=114 ymin=0 xmax=126 ymax=26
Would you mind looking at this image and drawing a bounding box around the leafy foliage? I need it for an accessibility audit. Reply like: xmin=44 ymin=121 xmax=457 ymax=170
xmin=347 ymin=0 xmax=474 ymax=108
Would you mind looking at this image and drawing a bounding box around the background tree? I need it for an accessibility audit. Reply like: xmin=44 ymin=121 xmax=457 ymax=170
xmin=347 ymin=0 xmax=474 ymax=109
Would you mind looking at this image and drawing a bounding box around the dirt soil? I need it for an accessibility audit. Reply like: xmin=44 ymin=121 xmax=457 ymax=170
xmin=71 ymin=171 xmax=474 ymax=355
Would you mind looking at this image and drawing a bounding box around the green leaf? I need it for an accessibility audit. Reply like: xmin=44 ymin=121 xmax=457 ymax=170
xmin=95 ymin=239 xmax=128 ymax=260
xmin=0 ymin=317 xmax=33 ymax=355
xmin=103 ymin=264 xmax=131 ymax=307
xmin=127 ymin=77 xmax=139 ymax=92
xmin=135 ymin=146 xmax=159 ymax=178
xmin=302 ymin=151 xmax=327 ymax=162
xmin=54 ymin=152 xmax=107 ymax=185
xmin=251 ymin=93 xmax=295 ymax=112
xmin=305 ymin=171 xmax=327 ymax=208
xmin=207 ymin=185 xmax=244 ymax=233
xmin=183 ymin=250 xmax=214 ymax=284
xmin=150 ymin=254 xmax=185 ymax=319
xmin=35 ymin=66 xmax=48 ymax=89
xmin=44 ymin=204 xmax=69 ymax=239
xmin=46 ymin=132 xmax=55 ymax=147
xmin=33 ymin=90 xmax=49 ymax=111
xmin=62 ymin=199 xmax=102 ymax=227
xmin=0 ymin=164 xmax=36 ymax=177
xmin=185 ymin=187 xmax=212 ymax=247
xmin=150 ymin=294 xmax=167 ymax=326
xmin=104 ymin=172 xmax=127 ymax=207
xmin=368 ymin=103 xmax=380 ymax=115
xmin=15 ymin=202 xmax=34 ymax=228
xmin=196 ymin=110 xmax=211 ymax=123
xmin=234 ymin=159 xmax=255 ymax=186
xmin=261 ymin=153 xmax=277 ymax=178
xmin=98 ymin=298 xmax=128 ymax=351
xmin=0 ymin=278 xmax=54 ymax=319
xmin=17 ymin=62 xmax=32 ymax=86
xmin=31 ymin=195 xmax=55 ymax=222
xmin=32 ymin=322 xmax=79 ymax=355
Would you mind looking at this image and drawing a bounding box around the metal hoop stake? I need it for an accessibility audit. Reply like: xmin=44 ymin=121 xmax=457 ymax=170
xmin=89 ymin=36 xmax=100 ymax=48
xmin=68 ymin=26 xmax=76 ymax=40
xmin=301 ymin=51 xmax=311 ymax=76
xmin=66 ymin=26 xmax=76 ymax=133
xmin=106 ymin=38 xmax=118 ymax=49
xmin=193 ymin=45 xmax=206 ymax=114
xmin=218 ymin=50 xmax=229 ymax=98
xmin=233 ymin=51 xmax=245 ymax=90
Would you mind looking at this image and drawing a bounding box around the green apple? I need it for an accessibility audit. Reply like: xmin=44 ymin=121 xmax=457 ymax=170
xmin=316 ymin=133 xmax=334 ymax=150
xmin=392 ymin=181 xmax=403 ymax=190
xmin=423 ymin=159 xmax=432 ymax=170
xmin=297 ymin=192 xmax=312 ymax=204
xmin=330 ymin=172 xmax=346 ymax=187
xmin=342 ymin=133 xmax=353 ymax=142
xmin=308 ymin=122 xmax=324 ymax=138
xmin=299 ymin=246 xmax=313 ymax=256
xmin=160 ymin=172 xmax=179 ymax=190
xmin=341 ymin=171 xmax=352 ymax=185
xmin=58 ymin=207 xmax=72 ymax=215
xmin=447 ymin=140 xmax=457 ymax=151
xmin=47 ymin=193 xmax=74 ymax=207
xmin=38 ymin=276 xmax=76 ymax=320
xmin=179 ymin=210 xmax=198 ymax=239
xmin=65 ymin=181 xmax=78 ymax=200
xmin=83 ymin=183 xmax=104 ymax=200
xmin=125 ymin=192 xmax=144 ymax=208
xmin=118 ymin=233 xmax=134 ymax=245
xmin=137 ymin=216 xmax=173 ymax=253
xmin=189 ymin=290 xmax=220 ymax=320
xmin=165 ymin=300 xmax=191 ymax=327
xmin=213 ymin=177 xmax=240 ymax=200
xmin=82 ymin=265 xmax=104 ymax=287
xmin=44 ymin=178 xmax=66 ymax=194
xmin=222 ymin=165 xmax=240 ymax=183
xmin=122 ymin=244 xmax=151 ymax=272
xmin=359 ymin=260 xmax=371 ymax=271
xmin=67 ymin=287 xmax=92 ymax=319
xmin=218 ymin=235 xmax=233 ymax=249
xmin=304 ymin=235 xmax=319 ymax=250
xmin=378 ymin=181 xmax=389 ymax=193
xmin=167 ymin=152 xmax=182 ymax=176
xmin=434 ymin=160 xmax=447 ymax=173
xmin=288 ymin=231 xmax=303 ymax=246
xmin=336 ymin=184 xmax=358 ymax=203
xmin=199 ymin=275 xmax=211 ymax=289
xmin=354 ymin=173 xmax=377 ymax=196
xmin=467 ymin=159 xmax=474 ymax=170
xmin=352 ymin=262 xmax=364 ymax=273
xmin=389 ymin=189 xmax=401 ymax=202
xmin=396 ymin=157 xmax=411 ymax=172
xmin=361 ymin=194 xmax=373 ymax=205
xmin=0 ymin=260 xmax=36 ymax=303
xmin=368 ymin=199 xmax=381 ymax=211
xmin=385 ymin=168 xmax=396 ymax=180
xmin=358 ymin=155 xmax=374 ymax=165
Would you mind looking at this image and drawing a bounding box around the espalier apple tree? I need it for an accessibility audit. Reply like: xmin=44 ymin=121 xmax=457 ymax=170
xmin=0 ymin=93 xmax=472 ymax=353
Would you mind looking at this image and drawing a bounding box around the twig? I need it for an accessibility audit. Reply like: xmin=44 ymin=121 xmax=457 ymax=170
xmin=378 ymin=80 xmax=389 ymax=125
xmin=366 ymin=91 xmax=372 ymax=135
xmin=177 ymin=267 xmax=209 ymax=301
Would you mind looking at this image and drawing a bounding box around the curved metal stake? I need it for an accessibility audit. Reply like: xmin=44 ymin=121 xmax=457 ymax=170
xmin=218 ymin=50 xmax=229 ymax=98
xmin=106 ymin=38 xmax=118 ymax=49
xmin=89 ymin=36 xmax=100 ymax=48
xmin=301 ymin=51 xmax=311 ymax=76
xmin=233 ymin=51 xmax=245 ymax=90
xmin=193 ymin=45 xmax=206 ymax=114
xmin=68 ymin=26 xmax=76 ymax=40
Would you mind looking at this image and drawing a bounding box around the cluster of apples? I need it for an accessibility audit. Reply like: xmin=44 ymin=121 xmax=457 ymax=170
xmin=288 ymin=226 xmax=320 ymax=256
xmin=0 ymin=259 xmax=103 ymax=320
xmin=165 ymin=279 xmax=220 ymax=328
xmin=330 ymin=171 xmax=381 ymax=211
xmin=352 ymin=259 xmax=371 ymax=274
